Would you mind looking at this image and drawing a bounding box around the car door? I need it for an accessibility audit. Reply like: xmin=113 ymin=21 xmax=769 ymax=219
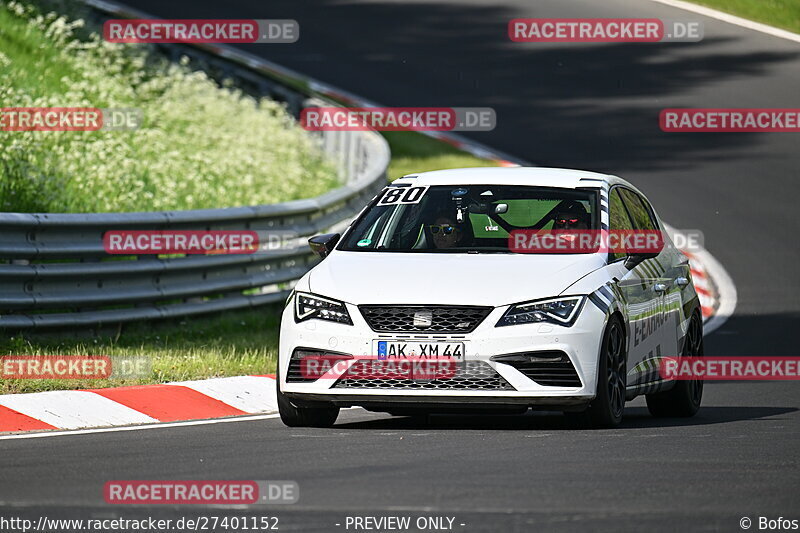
xmin=623 ymin=189 xmax=692 ymax=359
xmin=618 ymin=188 xmax=682 ymax=362
xmin=607 ymin=186 xmax=668 ymax=389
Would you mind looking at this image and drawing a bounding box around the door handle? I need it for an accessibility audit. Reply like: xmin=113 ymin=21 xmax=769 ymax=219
xmin=675 ymin=276 xmax=689 ymax=288
xmin=654 ymin=282 xmax=668 ymax=293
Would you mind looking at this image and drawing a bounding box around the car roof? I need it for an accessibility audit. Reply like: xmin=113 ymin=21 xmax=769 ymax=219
xmin=393 ymin=167 xmax=633 ymax=191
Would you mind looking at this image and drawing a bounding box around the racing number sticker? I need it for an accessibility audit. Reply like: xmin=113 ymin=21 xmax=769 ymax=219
xmin=377 ymin=186 xmax=429 ymax=206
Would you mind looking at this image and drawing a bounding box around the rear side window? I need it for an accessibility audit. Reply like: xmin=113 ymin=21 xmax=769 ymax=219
xmin=619 ymin=188 xmax=657 ymax=230
xmin=609 ymin=188 xmax=634 ymax=261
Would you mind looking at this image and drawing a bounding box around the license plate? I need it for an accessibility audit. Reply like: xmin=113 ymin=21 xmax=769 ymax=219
xmin=375 ymin=340 xmax=464 ymax=360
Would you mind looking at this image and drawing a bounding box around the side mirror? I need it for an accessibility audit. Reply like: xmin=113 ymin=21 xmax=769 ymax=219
xmin=308 ymin=233 xmax=341 ymax=259
xmin=469 ymin=203 xmax=508 ymax=215
xmin=624 ymin=252 xmax=659 ymax=270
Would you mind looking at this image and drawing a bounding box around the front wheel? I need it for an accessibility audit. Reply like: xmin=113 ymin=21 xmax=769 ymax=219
xmin=276 ymin=360 xmax=339 ymax=428
xmin=646 ymin=311 xmax=704 ymax=418
xmin=568 ymin=317 xmax=627 ymax=428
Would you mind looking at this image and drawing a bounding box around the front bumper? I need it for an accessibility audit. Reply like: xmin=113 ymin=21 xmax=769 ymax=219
xmin=278 ymin=297 xmax=608 ymax=408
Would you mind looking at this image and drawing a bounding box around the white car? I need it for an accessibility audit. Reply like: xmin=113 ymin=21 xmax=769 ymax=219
xmin=277 ymin=167 xmax=704 ymax=428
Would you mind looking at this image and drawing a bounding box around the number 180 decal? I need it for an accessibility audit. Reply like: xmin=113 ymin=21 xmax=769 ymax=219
xmin=377 ymin=186 xmax=429 ymax=206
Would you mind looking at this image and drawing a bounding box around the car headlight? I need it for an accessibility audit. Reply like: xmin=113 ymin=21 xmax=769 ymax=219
xmin=294 ymin=292 xmax=353 ymax=325
xmin=496 ymin=296 xmax=585 ymax=327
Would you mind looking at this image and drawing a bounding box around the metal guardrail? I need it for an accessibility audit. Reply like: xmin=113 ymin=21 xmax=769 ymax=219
xmin=0 ymin=4 xmax=390 ymax=329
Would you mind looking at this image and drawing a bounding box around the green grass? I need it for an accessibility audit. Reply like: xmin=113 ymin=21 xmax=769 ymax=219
xmin=0 ymin=6 xmax=79 ymax=95
xmin=689 ymin=0 xmax=800 ymax=34
xmin=382 ymin=131 xmax=501 ymax=180
xmin=0 ymin=305 xmax=281 ymax=394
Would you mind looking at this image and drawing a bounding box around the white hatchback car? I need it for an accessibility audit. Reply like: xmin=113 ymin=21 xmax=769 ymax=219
xmin=277 ymin=168 xmax=704 ymax=428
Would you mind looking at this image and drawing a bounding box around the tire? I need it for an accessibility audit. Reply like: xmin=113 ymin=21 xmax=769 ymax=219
xmin=568 ymin=316 xmax=627 ymax=428
xmin=646 ymin=311 xmax=704 ymax=418
xmin=276 ymin=359 xmax=339 ymax=428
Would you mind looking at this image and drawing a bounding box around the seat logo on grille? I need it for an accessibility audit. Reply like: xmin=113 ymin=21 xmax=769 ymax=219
xmin=413 ymin=310 xmax=433 ymax=327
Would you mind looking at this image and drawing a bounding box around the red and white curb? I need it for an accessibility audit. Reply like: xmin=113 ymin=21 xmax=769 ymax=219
xmin=666 ymin=226 xmax=737 ymax=335
xmin=686 ymin=252 xmax=716 ymax=320
xmin=0 ymin=375 xmax=277 ymax=434
xmin=685 ymin=245 xmax=737 ymax=335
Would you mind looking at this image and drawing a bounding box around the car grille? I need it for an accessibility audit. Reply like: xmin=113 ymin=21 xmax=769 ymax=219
xmin=358 ymin=305 xmax=492 ymax=333
xmin=333 ymin=361 xmax=515 ymax=391
xmin=492 ymin=351 xmax=582 ymax=387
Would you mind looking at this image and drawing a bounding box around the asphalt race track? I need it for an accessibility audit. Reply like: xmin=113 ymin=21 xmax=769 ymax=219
xmin=2 ymin=0 xmax=799 ymax=531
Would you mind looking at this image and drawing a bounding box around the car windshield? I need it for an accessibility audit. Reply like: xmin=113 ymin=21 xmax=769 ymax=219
xmin=338 ymin=184 xmax=598 ymax=253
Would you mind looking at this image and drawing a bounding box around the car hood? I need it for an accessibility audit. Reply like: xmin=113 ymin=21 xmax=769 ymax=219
xmin=307 ymin=251 xmax=606 ymax=307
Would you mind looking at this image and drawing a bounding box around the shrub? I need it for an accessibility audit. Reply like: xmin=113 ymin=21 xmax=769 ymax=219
xmin=0 ymin=1 xmax=339 ymax=213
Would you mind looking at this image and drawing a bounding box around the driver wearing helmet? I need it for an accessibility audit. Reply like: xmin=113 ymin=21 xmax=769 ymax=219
xmin=552 ymin=201 xmax=591 ymax=230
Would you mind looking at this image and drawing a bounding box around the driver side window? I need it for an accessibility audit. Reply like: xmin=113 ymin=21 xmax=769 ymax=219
xmin=609 ymin=188 xmax=634 ymax=262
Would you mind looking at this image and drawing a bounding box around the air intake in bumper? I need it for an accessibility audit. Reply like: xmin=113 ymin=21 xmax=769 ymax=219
xmin=286 ymin=348 xmax=353 ymax=383
xmin=491 ymin=351 xmax=582 ymax=387
xmin=333 ymin=360 xmax=515 ymax=391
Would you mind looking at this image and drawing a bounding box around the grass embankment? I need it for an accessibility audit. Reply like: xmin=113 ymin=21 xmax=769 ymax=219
xmin=0 ymin=1 xmax=337 ymax=213
xmin=1 ymin=311 xmax=280 ymax=394
xmin=689 ymin=0 xmax=800 ymax=34
xmin=0 ymin=5 xmax=501 ymax=394
xmin=383 ymin=131 xmax=501 ymax=179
